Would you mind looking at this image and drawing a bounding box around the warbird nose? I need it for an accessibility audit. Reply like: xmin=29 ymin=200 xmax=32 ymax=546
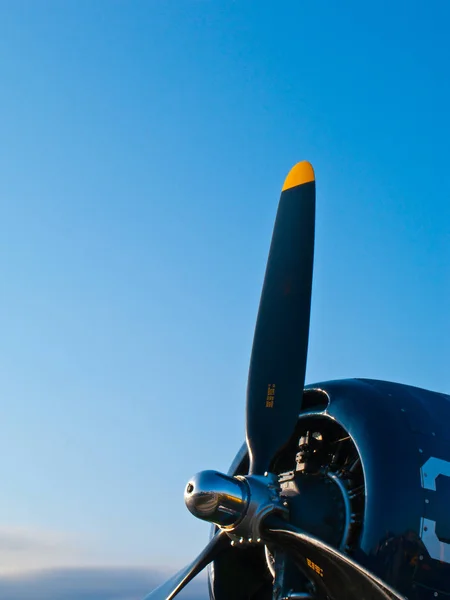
xmin=144 ymin=162 xmax=450 ymax=600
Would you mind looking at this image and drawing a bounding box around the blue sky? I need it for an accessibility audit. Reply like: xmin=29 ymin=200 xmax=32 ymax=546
xmin=0 ymin=1 xmax=449 ymax=598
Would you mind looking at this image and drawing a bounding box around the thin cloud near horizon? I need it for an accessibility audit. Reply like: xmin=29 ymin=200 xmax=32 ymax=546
xmin=0 ymin=527 xmax=208 ymax=599
xmin=0 ymin=566 xmax=208 ymax=600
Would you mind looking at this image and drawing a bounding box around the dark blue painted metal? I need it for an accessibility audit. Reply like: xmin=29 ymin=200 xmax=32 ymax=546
xmin=209 ymin=378 xmax=450 ymax=600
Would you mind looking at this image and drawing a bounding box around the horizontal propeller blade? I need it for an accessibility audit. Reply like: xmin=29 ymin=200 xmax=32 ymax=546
xmin=142 ymin=530 xmax=229 ymax=600
xmin=246 ymin=162 xmax=316 ymax=475
xmin=264 ymin=517 xmax=406 ymax=600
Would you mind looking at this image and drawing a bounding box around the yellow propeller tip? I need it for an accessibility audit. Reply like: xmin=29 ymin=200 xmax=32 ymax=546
xmin=282 ymin=161 xmax=315 ymax=191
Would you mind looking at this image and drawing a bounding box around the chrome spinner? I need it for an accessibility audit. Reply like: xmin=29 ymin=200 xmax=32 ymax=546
xmin=184 ymin=470 xmax=288 ymax=543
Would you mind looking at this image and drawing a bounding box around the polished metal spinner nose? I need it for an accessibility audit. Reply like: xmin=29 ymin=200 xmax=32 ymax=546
xmin=184 ymin=470 xmax=249 ymax=528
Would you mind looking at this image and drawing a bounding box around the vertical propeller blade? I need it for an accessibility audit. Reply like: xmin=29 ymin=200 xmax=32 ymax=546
xmin=246 ymin=162 xmax=315 ymax=475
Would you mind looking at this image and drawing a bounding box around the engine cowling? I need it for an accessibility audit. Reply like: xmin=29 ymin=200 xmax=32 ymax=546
xmin=208 ymin=378 xmax=450 ymax=600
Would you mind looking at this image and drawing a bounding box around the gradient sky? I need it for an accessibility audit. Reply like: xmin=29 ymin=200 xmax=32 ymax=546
xmin=1 ymin=1 xmax=449 ymax=598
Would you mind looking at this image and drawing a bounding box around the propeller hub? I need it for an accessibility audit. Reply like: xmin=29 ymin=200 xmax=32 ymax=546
xmin=185 ymin=470 xmax=289 ymax=542
xmin=184 ymin=470 xmax=249 ymax=528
